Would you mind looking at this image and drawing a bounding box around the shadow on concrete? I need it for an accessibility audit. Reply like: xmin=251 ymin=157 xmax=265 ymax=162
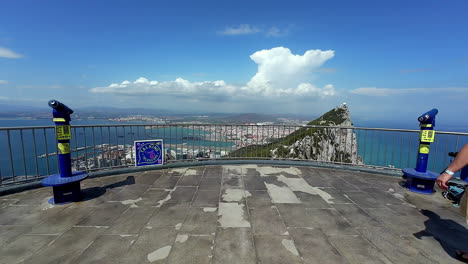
xmin=80 ymin=176 xmax=135 ymax=201
xmin=398 ymin=180 xmax=407 ymax=188
xmin=413 ymin=209 xmax=468 ymax=261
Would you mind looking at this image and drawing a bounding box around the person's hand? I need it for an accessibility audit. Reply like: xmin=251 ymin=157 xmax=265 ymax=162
xmin=436 ymin=173 xmax=452 ymax=190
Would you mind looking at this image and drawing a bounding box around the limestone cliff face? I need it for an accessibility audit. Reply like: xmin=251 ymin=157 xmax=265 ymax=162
xmin=234 ymin=104 xmax=362 ymax=164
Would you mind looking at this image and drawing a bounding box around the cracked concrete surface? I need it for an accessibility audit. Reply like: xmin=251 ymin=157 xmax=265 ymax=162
xmin=0 ymin=165 xmax=467 ymax=264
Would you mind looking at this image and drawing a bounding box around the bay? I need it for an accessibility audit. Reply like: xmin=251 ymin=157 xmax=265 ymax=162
xmin=1 ymin=119 xmax=467 ymax=181
xmin=0 ymin=119 xmax=234 ymax=179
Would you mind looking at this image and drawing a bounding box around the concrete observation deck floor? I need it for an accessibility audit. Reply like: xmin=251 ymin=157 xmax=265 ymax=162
xmin=1 ymin=165 xmax=467 ymax=264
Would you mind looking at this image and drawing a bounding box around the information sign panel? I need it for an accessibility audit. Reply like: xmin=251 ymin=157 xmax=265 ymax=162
xmin=56 ymin=125 xmax=71 ymax=140
xmin=420 ymin=130 xmax=436 ymax=143
xmin=134 ymin=140 xmax=164 ymax=167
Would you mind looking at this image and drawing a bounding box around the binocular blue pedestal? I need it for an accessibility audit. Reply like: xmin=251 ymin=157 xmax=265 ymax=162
xmin=403 ymin=168 xmax=439 ymax=195
xmin=42 ymin=171 xmax=88 ymax=204
xmin=41 ymin=100 xmax=88 ymax=204
xmin=403 ymin=109 xmax=439 ymax=195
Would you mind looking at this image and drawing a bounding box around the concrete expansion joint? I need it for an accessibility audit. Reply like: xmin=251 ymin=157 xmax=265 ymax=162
xmin=74 ymin=225 xmax=109 ymax=228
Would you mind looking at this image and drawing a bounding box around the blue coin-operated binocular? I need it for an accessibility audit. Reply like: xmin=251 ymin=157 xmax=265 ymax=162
xmin=41 ymin=100 xmax=88 ymax=204
xmin=417 ymin=109 xmax=438 ymax=124
xmin=49 ymin=100 xmax=74 ymax=119
xmin=403 ymin=108 xmax=439 ymax=194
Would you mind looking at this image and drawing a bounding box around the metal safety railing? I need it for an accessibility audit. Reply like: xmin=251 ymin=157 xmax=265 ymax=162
xmin=1 ymin=124 xmax=468 ymax=186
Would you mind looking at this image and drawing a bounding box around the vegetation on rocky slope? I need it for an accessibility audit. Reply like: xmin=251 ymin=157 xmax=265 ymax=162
xmin=230 ymin=105 xmax=359 ymax=164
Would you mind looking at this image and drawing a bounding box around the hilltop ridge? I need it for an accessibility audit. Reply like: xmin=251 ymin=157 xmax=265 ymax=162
xmin=308 ymin=104 xmax=352 ymax=127
xmin=231 ymin=104 xmax=362 ymax=164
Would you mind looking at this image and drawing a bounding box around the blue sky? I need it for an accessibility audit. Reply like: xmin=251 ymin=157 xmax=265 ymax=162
xmin=1 ymin=0 xmax=467 ymax=125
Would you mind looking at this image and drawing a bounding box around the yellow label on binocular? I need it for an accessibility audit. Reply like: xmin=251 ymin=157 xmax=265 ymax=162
xmin=57 ymin=143 xmax=70 ymax=154
xmin=420 ymin=124 xmax=432 ymax=128
xmin=56 ymin=125 xmax=71 ymax=140
xmin=419 ymin=144 xmax=430 ymax=154
xmin=420 ymin=130 xmax=435 ymax=143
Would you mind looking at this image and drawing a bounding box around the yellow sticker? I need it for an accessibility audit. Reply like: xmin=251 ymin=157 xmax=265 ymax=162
xmin=53 ymin=118 xmax=66 ymax=122
xmin=56 ymin=125 xmax=71 ymax=140
xmin=57 ymin=143 xmax=70 ymax=154
xmin=420 ymin=130 xmax=435 ymax=143
xmin=420 ymin=123 xmax=432 ymax=128
xmin=419 ymin=144 xmax=430 ymax=154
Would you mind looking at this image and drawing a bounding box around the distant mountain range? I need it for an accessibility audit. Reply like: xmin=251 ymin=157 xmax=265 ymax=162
xmin=0 ymin=102 xmax=48 ymax=113
xmin=0 ymin=102 xmax=314 ymax=122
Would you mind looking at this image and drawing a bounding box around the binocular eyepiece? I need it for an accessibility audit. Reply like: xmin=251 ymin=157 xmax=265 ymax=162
xmin=418 ymin=109 xmax=438 ymax=123
xmin=48 ymin=100 xmax=74 ymax=115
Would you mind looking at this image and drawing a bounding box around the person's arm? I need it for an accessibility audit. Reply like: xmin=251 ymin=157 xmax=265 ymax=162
xmin=436 ymin=144 xmax=468 ymax=190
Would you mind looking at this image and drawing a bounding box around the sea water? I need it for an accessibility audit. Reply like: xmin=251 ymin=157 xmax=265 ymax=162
xmin=1 ymin=119 xmax=467 ymax=179
xmin=0 ymin=119 xmax=234 ymax=178
xmin=355 ymin=121 xmax=468 ymax=178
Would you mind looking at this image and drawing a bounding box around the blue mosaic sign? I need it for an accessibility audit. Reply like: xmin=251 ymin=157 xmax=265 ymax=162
xmin=134 ymin=139 xmax=164 ymax=167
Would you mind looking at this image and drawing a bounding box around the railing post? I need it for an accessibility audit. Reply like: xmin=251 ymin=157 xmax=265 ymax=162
xmin=41 ymin=100 xmax=88 ymax=204
xmin=402 ymin=109 xmax=439 ymax=195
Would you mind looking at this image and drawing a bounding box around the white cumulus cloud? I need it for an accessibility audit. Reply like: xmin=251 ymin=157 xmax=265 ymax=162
xmin=247 ymin=47 xmax=335 ymax=96
xmin=90 ymin=47 xmax=336 ymax=100
xmin=0 ymin=80 xmax=8 ymax=84
xmin=218 ymin=24 xmax=289 ymax=37
xmin=265 ymin=26 xmax=289 ymax=37
xmin=218 ymin=24 xmax=260 ymax=35
xmin=91 ymin=77 xmax=237 ymax=99
xmin=0 ymin=47 xmax=23 ymax=59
